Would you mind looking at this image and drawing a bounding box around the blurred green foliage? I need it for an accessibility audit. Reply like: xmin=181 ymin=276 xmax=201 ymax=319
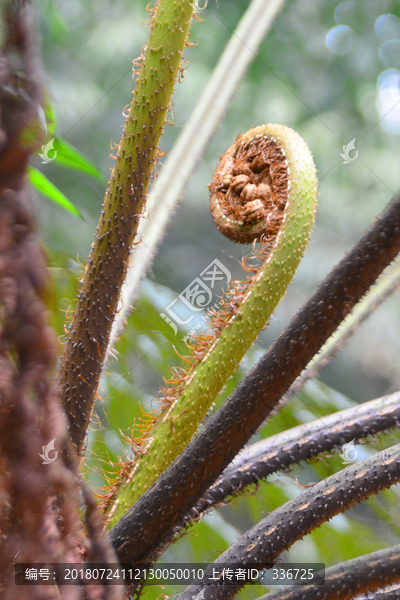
xmin=33 ymin=0 xmax=400 ymax=596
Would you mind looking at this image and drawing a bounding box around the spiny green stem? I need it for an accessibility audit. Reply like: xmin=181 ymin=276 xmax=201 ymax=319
xmin=108 ymin=124 xmax=318 ymax=526
xmin=57 ymin=0 xmax=195 ymax=456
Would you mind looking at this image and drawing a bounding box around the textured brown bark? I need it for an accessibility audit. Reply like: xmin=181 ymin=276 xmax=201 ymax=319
xmin=0 ymin=4 xmax=122 ymax=599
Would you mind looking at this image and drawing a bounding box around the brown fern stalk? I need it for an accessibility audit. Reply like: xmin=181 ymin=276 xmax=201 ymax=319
xmin=355 ymin=586 xmax=400 ymax=600
xmin=57 ymin=0 xmax=195 ymax=456
xmin=257 ymin=546 xmax=400 ymax=600
xmin=109 ymin=191 xmax=400 ymax=566
xmin=184 ymin=391 xmax=400 ymax=523
xmin=177 ymin=444 xmax=400 ymax=600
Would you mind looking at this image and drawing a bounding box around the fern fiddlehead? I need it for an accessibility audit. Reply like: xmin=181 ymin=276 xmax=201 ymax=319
xmin=107 ymin=124 xmax=318 ymax=526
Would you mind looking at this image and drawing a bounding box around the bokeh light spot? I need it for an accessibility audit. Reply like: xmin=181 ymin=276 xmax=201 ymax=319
xmin=326 ymin=25 xmax=354 ymax=54
xmin=380 ymin=40 xmax=400 ymax=68
xmin=376 ymin=14 xmax=400 ymax=40
xmin=335 ymin=2 xmax=356 ymax=26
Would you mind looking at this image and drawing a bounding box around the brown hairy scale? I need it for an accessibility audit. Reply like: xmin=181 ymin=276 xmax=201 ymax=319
xmin=209 ymin=137 xmax=289 ymax=243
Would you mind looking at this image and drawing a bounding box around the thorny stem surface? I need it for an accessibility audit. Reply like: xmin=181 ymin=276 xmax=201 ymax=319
xmin=185 ymin=391 xmax=400 ymax=522
xmin=257 ymin=545 xmax=400 ymax=600
xmin=177 ymin=445 xmax=400 ymax=600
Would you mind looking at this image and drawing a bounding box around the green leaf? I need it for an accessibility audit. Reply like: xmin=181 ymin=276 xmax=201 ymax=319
xmin=43 ymin=91 xmax=57 ymax=138
xmin=53 ymin=137 xmax=104 ymax=181
xmin=45 ymin=0 xmax=69 ymax=44
xmin=28 ymin=167 xmax=83 ymax=218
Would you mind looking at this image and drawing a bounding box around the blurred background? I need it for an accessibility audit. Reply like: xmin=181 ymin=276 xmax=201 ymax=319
xmin=33 ymin=0 xmax=400 ymax=597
